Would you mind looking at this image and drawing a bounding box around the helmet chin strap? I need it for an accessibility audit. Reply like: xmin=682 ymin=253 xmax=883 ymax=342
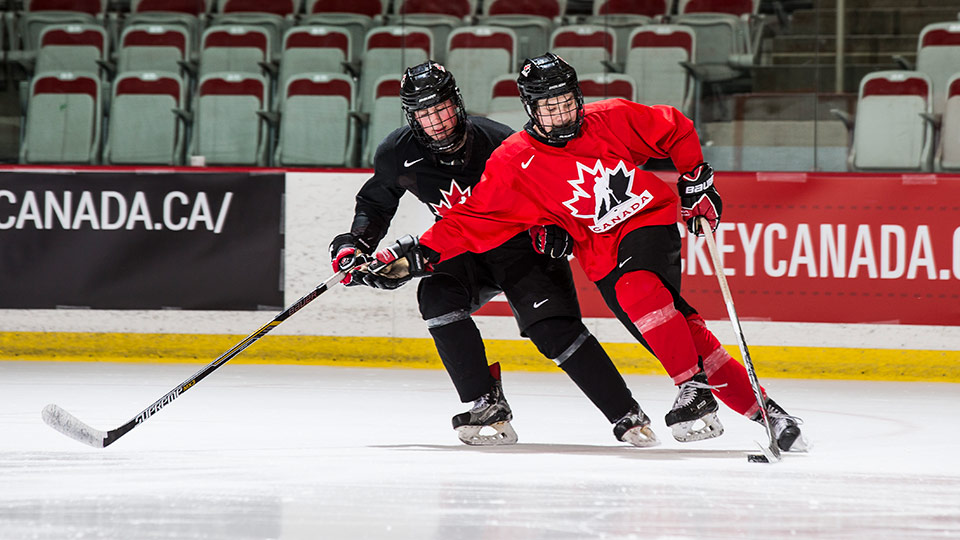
xmin=435 ymin=131 xmax=469 ymax=164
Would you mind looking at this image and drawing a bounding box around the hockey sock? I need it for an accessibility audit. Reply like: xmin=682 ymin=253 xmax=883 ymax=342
xmin=525 ymin=317 xmax=636 ymax=422
xmin=614 ymin=270 xmax=700 ymax=383
xmin=428 ymin=318 xmax=495 ymax=403
xmin=685 ymin=313 xmax=765 ymax=417
xmin=557 ymin=334 xmax=638 ymax=423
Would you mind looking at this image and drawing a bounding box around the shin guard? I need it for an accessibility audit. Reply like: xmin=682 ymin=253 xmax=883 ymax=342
xmin=428 ymin=317 xmax=495 ymax=403
xmin=557 ymin=333 xmax=637 ymax=423
xmin=685 ymin=313 xmax=765 ymax=417
xmin=614 ymin=271 xmax=699 ymax=383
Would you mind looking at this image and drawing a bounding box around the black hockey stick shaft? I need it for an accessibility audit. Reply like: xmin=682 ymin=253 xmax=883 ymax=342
xmin=42 ymin=268 xmax=353 ymax=448
xmin=698 ymin=218 xmax=782 ymax=462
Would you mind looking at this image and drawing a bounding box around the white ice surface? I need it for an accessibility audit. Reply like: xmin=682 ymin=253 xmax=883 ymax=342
xmin=1 ymin=361 xmax=958 ymax=540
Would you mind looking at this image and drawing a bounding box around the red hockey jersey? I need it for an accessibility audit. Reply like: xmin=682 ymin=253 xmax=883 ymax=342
xmin=419 ymin=99 xmax=705 ymax=282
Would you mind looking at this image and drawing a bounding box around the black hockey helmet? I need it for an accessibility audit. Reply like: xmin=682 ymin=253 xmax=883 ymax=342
xmin=400 ymin=61 xmax=468 ymax=154
xmin=517 ymin=52 xmax=584 ymax=143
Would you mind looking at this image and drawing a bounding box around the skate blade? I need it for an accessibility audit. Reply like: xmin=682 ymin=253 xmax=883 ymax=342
xmin=621 ymin=425 xmax=660 ymax=448
xmin=670 ymin=412 xmax=724 ymax=443
xmin=456 ymin=421 xmax=518 ymax=446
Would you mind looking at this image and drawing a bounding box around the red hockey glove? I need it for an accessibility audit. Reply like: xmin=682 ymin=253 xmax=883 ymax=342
xmin=329 ymin=232 xmax=361 ymax=285
xmin=529 ymin=224 xmax=573 ymax=259
xmin=368 ymin=235 xmax=436 ymax=285
xmin=677 ymin=163 xmax=722 ymax=236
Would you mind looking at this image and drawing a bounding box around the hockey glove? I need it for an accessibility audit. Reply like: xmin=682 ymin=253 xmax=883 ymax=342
xmin=329 ymin=232 xmax=362 ymax=286
xmin=368 ymin=235 xmax=436 ymax=284
xmin=677 ymin=162 xmax=722 ymax=236
xmin=529 ymin=224 xmax=573 ymax=259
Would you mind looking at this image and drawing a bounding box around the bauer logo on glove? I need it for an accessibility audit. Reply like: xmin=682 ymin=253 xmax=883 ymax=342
xmin=677 ymin=163 xmax=722 ymax=236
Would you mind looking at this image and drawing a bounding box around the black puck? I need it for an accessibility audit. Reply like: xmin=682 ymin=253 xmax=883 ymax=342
xmin=747 ymin=454 xmax=770 ymax=463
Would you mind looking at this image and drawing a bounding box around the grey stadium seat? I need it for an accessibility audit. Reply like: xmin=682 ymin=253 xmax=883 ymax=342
xmin=198 ymin=25 xmax=273 ymax=78
xmin=358 ymin=26 xmax=432 ymax=114
xmin=916 ymin=22 xmax=960 ymax=116
xmin=549 ymin=25 xmax=616 ymax=77
xmin=34 ymin=23 xmax=109 ymax=77
xmin=21 ymin=72 xmax=103 ymax=164
xmin=302 ymin=0 xmax=388 ymax=64
xmin=476 ymin=0 xmax=563 ymax=63
xmin=444 ymin=26 xmax=517 ymax=115
xmin=938 ymin=73 xmax=960 ymax=171
xmin=117 ymin=24 xmax=192 ymax=76
xmin=624 ymin=25 xmax=696 ymax=114
xmin=846 ymin=71 xmax=935 ymax=172
xmin=276 ymin=73 xmax=357 ymax=166
xmin=190 ymin=72 xmax=271 ymax=165
xmin=363 ymin=75 xmax=404 ymax=167
xmin=485 ymin=74 xmax=528 ymax=132
xmin=104 ymin=72 xmax=187 ymax=165
xmin=278 ymin=25 xmax=352 ymax=94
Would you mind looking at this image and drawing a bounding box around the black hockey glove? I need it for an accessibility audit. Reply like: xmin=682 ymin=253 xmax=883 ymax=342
xmin=677 ymin=162 xmax=722 ymax=236
xmin=329 ymin=232 xmax=363 ymax=286
xmin=529 ymin=224 xmax=573 ymax=258
xmin=367 ymin=235 xmax=437 ymax=286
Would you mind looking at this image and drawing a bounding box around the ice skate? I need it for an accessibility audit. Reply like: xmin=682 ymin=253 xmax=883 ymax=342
xmin=665 ymin=371 xmax=724 ymax=442
xmin=452 ymin=380 xmax=518 ymax=446
xmin=613 ymin=404 xmax=659 ymax=447
xmin=755 ymin=398 xmax=808 ymax=452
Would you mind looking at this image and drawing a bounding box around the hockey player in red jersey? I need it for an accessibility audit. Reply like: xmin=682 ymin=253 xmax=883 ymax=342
xmin=371 ymin=53 xmax=806 ymax=451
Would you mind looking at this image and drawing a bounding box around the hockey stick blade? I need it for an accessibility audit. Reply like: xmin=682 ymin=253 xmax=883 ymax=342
xmin=42 ymin=404 xmax=108 ymax=449
xmin=747 ymin=440 xmax=782 ymax=464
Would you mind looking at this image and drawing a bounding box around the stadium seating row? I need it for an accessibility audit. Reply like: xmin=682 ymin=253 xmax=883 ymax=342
xmin=18 ymin=68 xmax=644 ymax=167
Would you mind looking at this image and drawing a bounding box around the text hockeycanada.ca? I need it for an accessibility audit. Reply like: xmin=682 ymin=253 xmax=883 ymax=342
xmin=0 ymin=189 xmax=234 ymax=234
xmin=682 ymin=222 xmax=960 ymax=281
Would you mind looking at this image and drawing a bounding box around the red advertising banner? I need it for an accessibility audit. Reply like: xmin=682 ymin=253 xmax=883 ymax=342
xmin=478 ymin=172 xmax=960 ymax=326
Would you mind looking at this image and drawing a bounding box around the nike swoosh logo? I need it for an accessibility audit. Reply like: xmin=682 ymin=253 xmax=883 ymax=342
xmin=533 ymin=299 xmax=549 ymax=308
xmin=521 ymin=155 xmax=534 ymax=169
xmin=404 ymin=158 xmax=424 ymax=167
xmin=619 ymin=257 xmax=633 ymax=268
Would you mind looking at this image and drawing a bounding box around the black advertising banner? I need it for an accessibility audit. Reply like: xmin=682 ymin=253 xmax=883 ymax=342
xmin=0 ymin=171 xmax=283 ymax=310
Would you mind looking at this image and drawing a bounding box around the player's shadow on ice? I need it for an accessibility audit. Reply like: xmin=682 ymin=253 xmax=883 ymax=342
xmin=371 ymin=443 xmax=749 ymax=461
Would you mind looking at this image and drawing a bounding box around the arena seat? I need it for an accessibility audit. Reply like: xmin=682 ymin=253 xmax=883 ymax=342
xmin=549 ymin=24 xmax=616 ymax=76
xmin=445 ymin=26 xmax=517 ymax=115
xmin=276 ymin=73 xmax=357 ymax=166
xmin=117 ymin=24 xmax=191 ymax=76
xmin=358 ymin=26 xmax=431 ymax=113
xmin=198 ymin=24 xmax=273 ymax=78
xmin=21 ymin=72 xmax=102 ymax=164
xmin=190 ymin=72 xmax=270 ymax=165
xmin=34 ymin=24 xmax=108 ymax=77
xmin=302 ymin=0 xmax=388 ymax=64
xmin=278 ymin=25 xmax=352 ymax=95
xmin=105 ymin=72 xmax=187 ymax=165
xmin=916 ymin=22 xmax=960 ymax=116
xmin=363 ymin=76 xmax=404 ymax=166
xmin=392 ymin=0 xmax=475 ymax=63
xmin=477 ymin=0 xmax=563 ymax=62
xmin=624 ymin=25 xmax=695 ymax=114
xmin=845 ymin=71 xmax=934 ymax=171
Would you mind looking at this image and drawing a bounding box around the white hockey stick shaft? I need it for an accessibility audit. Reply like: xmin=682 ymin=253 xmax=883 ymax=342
xmin=698 ymin=217 xmax=781 ymax=462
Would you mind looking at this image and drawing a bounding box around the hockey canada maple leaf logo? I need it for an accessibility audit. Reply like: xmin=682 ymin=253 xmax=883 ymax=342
xmin=429 ymin=179 xmax=472 ymax=217
xmin=562 ymin=160 xmax=654 ymax=233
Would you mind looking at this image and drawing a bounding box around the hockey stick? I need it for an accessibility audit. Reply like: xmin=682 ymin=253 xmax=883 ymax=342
xmin=42 ymin=264 xmax=360 ymax=449
xmin=697 ymin=217 xmax=781 ymax=464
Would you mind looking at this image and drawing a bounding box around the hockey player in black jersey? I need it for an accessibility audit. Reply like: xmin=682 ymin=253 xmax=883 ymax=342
xmin=330 ymin=61 xmax=657 ymax=447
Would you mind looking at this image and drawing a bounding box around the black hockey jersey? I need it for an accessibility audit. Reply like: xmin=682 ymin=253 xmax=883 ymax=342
xmin=348 ymin=116 xmax=514 ymax=252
